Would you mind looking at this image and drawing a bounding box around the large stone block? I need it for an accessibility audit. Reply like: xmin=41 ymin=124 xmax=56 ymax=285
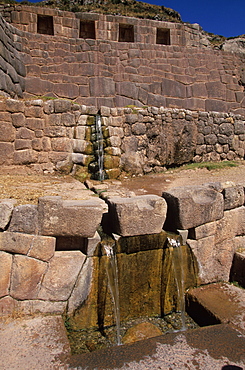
xmin=0 ymin=199 xmax=16 ymax=230
xmin=0 ymin=142 xmax=14 ymax=165
xmin=161 ymin=78 xmax=186 ymax=98
xmin=38 ymin=196 xmax=104 ymax=237
xmin=215 ymin=207 xmax=244 ymax=244
xmin=10 ymin=255 xmax=47 ymax=300
xmin=38 ymin=251 xmax=86 ymax=301
xmin=0 ymin=122 xmax=15 ymax=142
xmin=106 ymin=195 xmax=167 ymax=236
xmin=222 ymin=184 xmax=244 ymax=210
xmin=0 ymin=251 xmax=12 ymax=297
xmin=162 ymin=186 xmax=224 ymax=230
xmin=8 ymin=204 xmax=38 ymax=234
xmin=89 ymin=77 xmax=115 ymax=96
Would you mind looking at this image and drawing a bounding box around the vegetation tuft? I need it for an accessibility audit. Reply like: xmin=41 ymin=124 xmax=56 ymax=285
xmin=177 ymin=161 xmax=238 ymax=171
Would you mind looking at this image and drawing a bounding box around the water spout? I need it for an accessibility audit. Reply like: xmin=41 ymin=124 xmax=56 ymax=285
xmin=95 ymin=114 xmax=105 ymax=182
xmin=103 ymin=244 xmax=122 ymax=345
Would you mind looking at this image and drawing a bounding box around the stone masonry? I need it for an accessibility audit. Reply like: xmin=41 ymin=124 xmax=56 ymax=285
xmin=0 ymin=98 xmax=244 ymax=177
xmin=0 ymin=5 xmax=244 ymax=112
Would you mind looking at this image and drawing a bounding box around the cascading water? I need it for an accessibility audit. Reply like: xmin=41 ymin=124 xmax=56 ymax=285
xmin=166 ymin=236 xmax=186 ymax=331
xmin=103 ymin=244 xmax=122 ymax=345
xmin=95 ymin=114 xmax=105 ymax=181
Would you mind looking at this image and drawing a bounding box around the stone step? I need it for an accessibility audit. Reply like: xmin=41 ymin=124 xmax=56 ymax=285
xmin=186 ymin=282 xmax=245 ymax=334
xmin=230 ymin=249 xmax=245 ymax=288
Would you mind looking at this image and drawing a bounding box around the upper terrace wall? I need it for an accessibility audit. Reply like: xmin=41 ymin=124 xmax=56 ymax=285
xmin=0 ymin=4 xmax=205 ymax=47
xmin=0 ymin=5 xmax=244 ymax=114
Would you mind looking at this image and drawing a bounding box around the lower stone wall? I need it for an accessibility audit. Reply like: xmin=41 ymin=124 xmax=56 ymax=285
xmin=0 ymin=181 xmax=244 ymax=322
xmin=0 ymin=98 xmax=244 ymax=178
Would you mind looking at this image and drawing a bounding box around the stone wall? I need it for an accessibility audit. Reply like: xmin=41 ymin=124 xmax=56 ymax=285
xmin=21 ymin=30 xmax=245 ymax=113
xmin=0 ymin=6 xmax=244 ymax=112
xmin=0 ymin=181 xmax=244 ymax=323
xmin=0 ymin=98 xmax=244 ymax=176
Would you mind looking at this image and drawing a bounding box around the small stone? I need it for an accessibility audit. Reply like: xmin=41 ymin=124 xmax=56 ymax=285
xmin=122 ymin=322 xmax=162 ymax=344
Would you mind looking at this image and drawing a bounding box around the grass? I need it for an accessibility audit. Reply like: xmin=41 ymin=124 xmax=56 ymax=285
xmin=172 ymin=161 xmax=238 ymax=172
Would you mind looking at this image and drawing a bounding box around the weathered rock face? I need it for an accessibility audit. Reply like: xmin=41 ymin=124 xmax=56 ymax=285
xmin=105 ymin=195 xmax=167 ymax=236
xmin=162 ymin=185 xmax=224 ymax=230
xmin=221 ymin=37 xmax=245 ymax=54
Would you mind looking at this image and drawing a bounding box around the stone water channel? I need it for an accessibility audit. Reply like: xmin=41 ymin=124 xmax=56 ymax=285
xmin=66 ymin=225 xmax=199 ymax=354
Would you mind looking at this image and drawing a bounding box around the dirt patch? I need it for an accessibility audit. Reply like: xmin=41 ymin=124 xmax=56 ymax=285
xmin=0 ymin=166 xmax=94 ymax=205
xmin=1 ymin=163 xmax=245 ymax=205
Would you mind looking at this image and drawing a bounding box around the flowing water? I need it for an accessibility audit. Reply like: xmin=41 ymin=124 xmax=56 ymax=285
xmin=95 ymin=114 xmax=105 ymax=181
xmin=166 ymin=236 xmax=186 ymax=331
xmin=103 ymin=244 xmax=122 ymax=345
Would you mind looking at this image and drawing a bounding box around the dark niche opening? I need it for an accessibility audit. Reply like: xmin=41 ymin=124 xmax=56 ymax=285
xmin=119 ymin=24 xmax=134 ymax=42
xmin=156 ymin=28 xmax=170 ymax=45
xmin=37 ymin=14 xmax=54 ymax=35
xmin=79 ymin=20 xmax=96 ymax=39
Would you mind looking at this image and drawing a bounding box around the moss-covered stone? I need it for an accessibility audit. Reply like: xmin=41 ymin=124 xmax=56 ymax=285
xmin=85 ymin=127 xmax=92 ymax=141
xmin=86 ymin=116 xmax=96 ymax=126
xmin=103 ymin=155 xmax=120 ymax=169
xmin=105 ymin=168 xmax=121 ymax=179
xmin=73 ymin=165 xmax=90 ymax=182
xmin=84 ymin=142 xmax=94 ymax=155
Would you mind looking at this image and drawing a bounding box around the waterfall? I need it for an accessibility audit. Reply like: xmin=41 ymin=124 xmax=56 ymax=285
xmin=167 ymin=236 xmax=186 ymax=331
xmin=103 ymin=244 xmax=122 ymax=345
xmin=95 ymin=114 xmax=105 ymax=182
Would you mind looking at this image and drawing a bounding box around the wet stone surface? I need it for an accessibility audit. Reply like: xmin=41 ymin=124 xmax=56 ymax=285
xmin=66 ymin=312 xmax=199 ymax=355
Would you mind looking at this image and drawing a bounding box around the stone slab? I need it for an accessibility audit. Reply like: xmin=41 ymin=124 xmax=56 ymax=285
xmin=69 ymin=324 xmax=245 ymax=369
xmin=0 ymin=316 xmax=71 ymax=370
xmin=106 ymin=195 xmax=167 ymax=236
xmin=186 ymin=282 xmax=245 ymax=334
